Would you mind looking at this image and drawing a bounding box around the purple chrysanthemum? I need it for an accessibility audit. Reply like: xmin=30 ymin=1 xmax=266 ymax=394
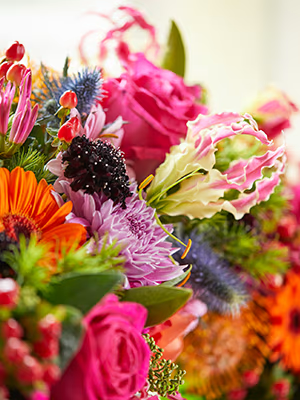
xmin=60 ymin=181 xmax=184 ymax=286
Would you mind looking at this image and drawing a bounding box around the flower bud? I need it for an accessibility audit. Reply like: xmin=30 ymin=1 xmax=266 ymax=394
xmin=17 ymin=355 xmax=43 ymax=384
xmin=4 ymin=337 xmax=30 ymax=363
xmin=59 ymin=90 xmax=78 ymax=109
xmin=242 ymin=370 xmax=260 ymax=388
xmin=6 ymin=63 xmax=26 ymax=86
xmin=0 ymin=61 xmax=13 ymax=80
xmin=5 ymin=41 xmax=25 ymax=62
xmin=58 ymin=117 xmax=81 ymax=142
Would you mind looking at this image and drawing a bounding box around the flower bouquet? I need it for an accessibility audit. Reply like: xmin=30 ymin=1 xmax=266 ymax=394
xmin=0 ymin=5 xmax=299 ymax=400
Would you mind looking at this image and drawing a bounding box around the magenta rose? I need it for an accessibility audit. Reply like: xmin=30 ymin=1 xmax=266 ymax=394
xmin=102 ymin=53 xmax=208 ymax=181
xmin=51 ymin=294 xmax=150 ymax=400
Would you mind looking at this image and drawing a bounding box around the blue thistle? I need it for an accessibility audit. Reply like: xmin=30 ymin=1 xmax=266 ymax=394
xmin=53 ymin=68 xmax=103 ymax=117
xmin=173 ymin=230 xmax=248 ymax=315
xmin=38 ymin=66 xmax=103 ymax=125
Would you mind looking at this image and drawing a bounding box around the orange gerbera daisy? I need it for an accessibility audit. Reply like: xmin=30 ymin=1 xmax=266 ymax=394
xmin=0 ymin=167 xmax=86 ymax=273
xmin=268 ymin=270 xmax=300 ymax=373
xmin=179 ymin=295 xmax=270 ymax=399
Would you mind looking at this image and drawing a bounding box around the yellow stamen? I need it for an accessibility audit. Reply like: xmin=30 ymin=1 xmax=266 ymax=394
xmin=139 ymin=174 xmax=154 ymax=191
xmin=177 ymin=271 xmax=191 ymax=287
xmin=181 ymin=239 xmax=192 ymax=259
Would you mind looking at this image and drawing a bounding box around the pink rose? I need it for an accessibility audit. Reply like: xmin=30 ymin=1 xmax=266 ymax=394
xmin=51 ymin=294 xmax=150 ymax=400
xmin=102 ymin=53 xmax=208 ymax=181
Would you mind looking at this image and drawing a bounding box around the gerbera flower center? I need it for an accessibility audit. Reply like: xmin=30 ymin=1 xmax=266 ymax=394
xmin=289 ymin=308 xmax=300 ymax=334
xmin=0 ymin=213 xmax=41 ymax=242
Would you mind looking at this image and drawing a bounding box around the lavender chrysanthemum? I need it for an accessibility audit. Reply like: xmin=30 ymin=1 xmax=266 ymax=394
xmin=61 ymin=181 xmax=184 ymax=287
xmin=173 ymin=230 xmax=248 ymax=314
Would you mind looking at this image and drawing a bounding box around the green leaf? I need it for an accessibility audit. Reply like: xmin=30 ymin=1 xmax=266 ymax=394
xmin=59 ymin=306 xmax=84 ymax=371
xmin=42 ymin=271 xmax=123 ymax=314
xmin=161 ymin=265 xmax=192 ymax=287
xmin=121 ymin=286 xmax=192 ymax=327
xmin=161 ymin=20 xmax=186 ymax=77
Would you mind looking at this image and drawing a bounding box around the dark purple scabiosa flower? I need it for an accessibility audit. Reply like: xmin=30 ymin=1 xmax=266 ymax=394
xmin=173 ymin=230 xmax=248 ymax=314
xmin=61 ymin=135 xmax=131 ymax=208
xmin=60 ymin=181 xmax=184 ymax=287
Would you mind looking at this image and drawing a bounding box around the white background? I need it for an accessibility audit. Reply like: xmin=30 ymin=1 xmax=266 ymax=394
xmin=1 ymin=0 xmax=300 ymax=175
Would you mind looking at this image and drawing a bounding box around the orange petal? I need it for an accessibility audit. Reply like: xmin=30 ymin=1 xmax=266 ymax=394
xmin=0 ymin=168 xmax=10 ymax=216
xmin=39 ymin=201 xmax=73 ymax=232
xmin=9 ymin=167 xmax=37 ymax=215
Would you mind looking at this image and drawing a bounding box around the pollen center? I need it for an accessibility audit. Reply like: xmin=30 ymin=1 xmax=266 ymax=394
xmin=0 ymin=213 xmax=41 ymax=242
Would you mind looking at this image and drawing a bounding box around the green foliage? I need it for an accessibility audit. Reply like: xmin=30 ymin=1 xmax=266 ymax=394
xmin=184 ymin=203 xmax=288 ymax=278
xmin=161 ymin=20 xmax=186 ymax=77
xmin=59 ymin=305 xmax=84 ymax=371
xmin=3 ymin=236 xmax=49 ymax=290
xmin=55 ymin=237 xmax=125 ymax=275
xmin=144 ymin=334 xmax=186 ymax=397
xmin=5 ymin=146 xmax=55 ymax=183
xmin=42 ymin=271 xmax=124 ymax=314
xmin=121 ymin=285 xmax=192 ymax=327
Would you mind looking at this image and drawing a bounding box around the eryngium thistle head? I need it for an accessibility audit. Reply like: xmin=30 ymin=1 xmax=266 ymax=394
xmin=41 ymin=67 xmax=103 ymax=120
xmin=62 ymin=135 xmax=131 ymax=208
xmin=173 ymin=230 xmax=248 ymax=314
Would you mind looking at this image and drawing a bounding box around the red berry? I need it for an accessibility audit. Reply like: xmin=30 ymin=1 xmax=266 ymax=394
xmin=17 ymin=355 xmax=43 ymax=384
xmin=242 ymin=370 xmax=260 ymax=388
xmin=0 ymin=278 xmax=19 ymax=308
xmin=33 ymin=338 xmax=59 ymax=359
xmin=0 ymin=362 xmax=6 ymax=385
xmin=43 ymin=363 xmax=61 ymax=387
xmin=0 ymin=62 xmax=13 ymax=80
xmin=57 ymin=117 xmax=81 ymax=142
xmin=6 ymin=63 xmax=26 ymax=86
xmin=59 ymin=90 xmax=78 ymax=109
xmin=38 ymin=314 xmax=61 ymax=339
xmin=227 ymin=388 xmax=247 ymax=400
xmin=272 ymin=379 xmax=290 ymax=398
xmin=4 ymin=337 xmax=30 ymax=363
xmin=5 ymin=41 xmax=25 ymax=62
xmin=2 ymin=318 xmax=23 ymax=339
xmin=277 ymin=215 xmax=297 ymax=240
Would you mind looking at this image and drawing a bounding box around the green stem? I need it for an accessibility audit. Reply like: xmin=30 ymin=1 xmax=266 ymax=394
xmin=147 ymin=168 xmax=201 ymax=206
xmin=154 ymin=212 xmax=187 ymax=247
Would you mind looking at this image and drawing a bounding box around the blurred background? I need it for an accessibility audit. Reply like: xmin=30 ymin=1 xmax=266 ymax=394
xmin=1 ymin=0 xmax=300 ymax=165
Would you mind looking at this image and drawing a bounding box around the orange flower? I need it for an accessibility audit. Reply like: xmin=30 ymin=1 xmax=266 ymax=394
xmin=179 ymin=295 xmax=270 ymax=399
xmin=268 ymin=271 xmax=300 ymax=373
xmin=0 ymin=167 xmax=86 ymax=273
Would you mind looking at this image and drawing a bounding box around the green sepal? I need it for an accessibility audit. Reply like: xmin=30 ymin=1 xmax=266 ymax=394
xmin=161 ymin=20 xmax=186 ymax=77
xmin=46 ymin=127 xmax=59 ymax=138
xmin=59 ymin=305 xmax=84 ymax=371
xmin=41 ymin=271 xmax=124 ymax=314
xmin=121 ymin=285 xmax=192 ymax=327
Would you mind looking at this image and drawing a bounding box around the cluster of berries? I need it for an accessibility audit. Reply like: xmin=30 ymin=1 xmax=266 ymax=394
xmin=0 ymin=278 xmax=61 ymax=398
xmin=0 ymin=41 xmax=27 ymax=86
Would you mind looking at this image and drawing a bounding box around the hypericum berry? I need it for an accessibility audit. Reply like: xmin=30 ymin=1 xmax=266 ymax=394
xmin=227 ymin=388 xmax=248 ymax=400
xmin=0 ymin=62 xmax=13 ymax=80
xmin=271 ymin=379 xmax=290 ymax=398
xmin=33 ymin=338 xmax=59 ymax=359
xmin=62 ymin=135 xmax=132 ymax=208
xmin=38 ymin=314 xmax=61 ymax=339
xmin=57 ymin=117 xmax=81 ymax=142
xmin=4 ymin=338 xmax=30 ymax=363
xmin=17 ymin=355 xmax=43 ymax=384
xmin=59 ymin=90 xmax=78 ymax=109
xmin=5 ymin=41 xmax=25 ymax=62
xmin=6 ymin=63 xmax=26 ymax=86
xmin=0 ymin=278 xmax=19 ymax=308
xmin=242 ymin=370 xmax=260 ymax=388
xmin=2 ymin=318 xmax=23 ymax=339
xmin=43 ymin=363 xmax=61 ymax=386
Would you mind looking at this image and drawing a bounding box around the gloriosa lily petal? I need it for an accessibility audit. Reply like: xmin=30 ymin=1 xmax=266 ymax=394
xmin=147 ymin=112 xmax=285 ymax=220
